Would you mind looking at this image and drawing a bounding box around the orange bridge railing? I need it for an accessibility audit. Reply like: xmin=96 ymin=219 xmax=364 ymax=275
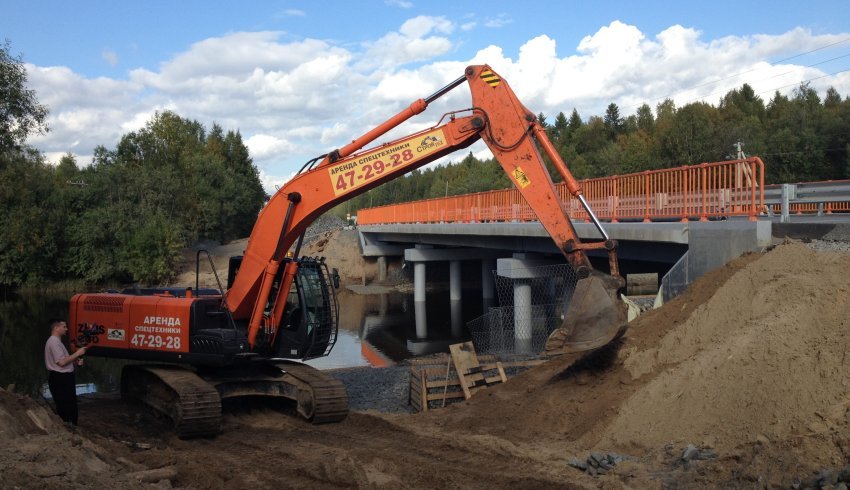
xmin=357 ymin=157 xmax=766 ymax=225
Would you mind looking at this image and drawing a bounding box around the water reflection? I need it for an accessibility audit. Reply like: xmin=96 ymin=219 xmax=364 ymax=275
xmin=2 ymin=288 xmax=481 ymax=394
xmin=313 ymin=289 xmax=482 ymax=369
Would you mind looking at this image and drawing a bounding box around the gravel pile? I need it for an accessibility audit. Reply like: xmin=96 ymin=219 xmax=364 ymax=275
xmin=822 ymin=224 xmax=850 ymax=242
xmin=805 ymin=238 xmax=850 ymax=253
xmin=329 ymin=366 xmax=414 ymax=413
xmin=303 ymin=214 xmax=346 ymax=245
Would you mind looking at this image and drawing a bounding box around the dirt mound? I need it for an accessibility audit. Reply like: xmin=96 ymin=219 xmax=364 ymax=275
xmin=600 ymin=242 xmax=850 ymax=451
xmin=0 ymin=389 xmax=152 ymax=488
xmin=172 ymin=228 xmax=377 ymax=289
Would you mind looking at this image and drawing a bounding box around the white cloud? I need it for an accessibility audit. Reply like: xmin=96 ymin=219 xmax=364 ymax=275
xmin=102 ymin=49 xmax=119 ymax=67
xmin=385 ymin=0 xmax=413 ymax=7
xmin=359 ymin=16 xmax=455 ymax=70
xmin=245 ymin=133 xmax=294 ymax=161
xmin=26 ymin=19 xmax=850 ymax=194
xmin=281 ymin=9 xmax=305 ymax=17
xmin=483 ymin=14 xmax=512 ymax=28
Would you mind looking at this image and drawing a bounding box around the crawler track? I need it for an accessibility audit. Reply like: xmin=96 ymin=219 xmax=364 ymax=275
xmin=272 ymin=361 xmax=349 ymax=423
xmin=122 ymin=365 xmax=221 ymax=438
xmin=121 ymin=361 xmax=348 ymax=438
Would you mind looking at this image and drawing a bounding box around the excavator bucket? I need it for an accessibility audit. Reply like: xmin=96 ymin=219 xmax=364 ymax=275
xmin=544 ymin=273 xmax=627 ymax=355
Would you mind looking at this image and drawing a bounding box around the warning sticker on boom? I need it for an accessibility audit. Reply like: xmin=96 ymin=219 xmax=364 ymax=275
xmin=513 ymin=167 xmax=531 ymax=188
xmin=328 ymin=128 xmax=447 ymax=196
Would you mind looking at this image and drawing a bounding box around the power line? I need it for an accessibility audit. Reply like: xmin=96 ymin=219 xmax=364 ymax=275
xmin=684 ymin=53 xmax=850 ymax=105
xmin=653 ymin=37 xmax=850 ymax=103
xmin=759 ymin=147 xmax=848 ymax=157
xmin=755 ymin=66 xmax=850 ymax=97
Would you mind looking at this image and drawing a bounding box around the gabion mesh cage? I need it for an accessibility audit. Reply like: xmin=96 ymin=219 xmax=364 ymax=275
xmin=468 ymin=263 xmax=578 ymax=355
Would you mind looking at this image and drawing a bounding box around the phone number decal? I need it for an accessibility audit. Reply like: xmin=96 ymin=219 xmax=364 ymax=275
xmin=328 ymin=128 xmax=447 ymax=196
xmin=130 ymin=333 xmax=182 ymax=350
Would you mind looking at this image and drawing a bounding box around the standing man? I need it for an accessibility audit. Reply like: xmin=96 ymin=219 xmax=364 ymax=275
xmin=44 ymin=319 xmax=87 ymax=425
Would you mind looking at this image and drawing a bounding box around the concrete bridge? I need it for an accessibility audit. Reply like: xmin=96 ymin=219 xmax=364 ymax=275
xmin=359 ymin=219 xmax=769 ymax=304
xmin=355 ymin=217 xmax=850 ymax=353
xmin=351 ymin=158 xmax=850 ymax=353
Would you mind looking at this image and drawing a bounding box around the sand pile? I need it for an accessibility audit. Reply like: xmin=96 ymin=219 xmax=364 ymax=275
xmin=441 ymin=242 xmax=850 ymax=455
xmin=599 ymin=242 xmax=850 ymax=450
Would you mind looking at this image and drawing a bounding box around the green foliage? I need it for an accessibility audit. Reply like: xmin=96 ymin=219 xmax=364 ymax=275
xmin=0 ymin=41 xmax=49 ymax=153
xmin=0 ymin=107 xmax=265 ymax=287
xmin=0 ymin=149 xmax=66 ymax=286
xmin=56 ymin=111 xmax=266 ymax=285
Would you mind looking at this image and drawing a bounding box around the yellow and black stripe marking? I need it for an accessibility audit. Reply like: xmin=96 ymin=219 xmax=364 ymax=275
xmin=479 ymin=69 xmax=501 ymax=88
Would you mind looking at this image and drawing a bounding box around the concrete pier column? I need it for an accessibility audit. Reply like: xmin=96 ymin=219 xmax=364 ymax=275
xmin=513 ymin=280 xmax=533 ymax=354
xmin=449 ymin=260 xmax=462 ymax=302
xmin=379 ymin=293 xmax=388 ymax=317
xmin=415 ymin=301 xmax=428 ymax=339
xmin=377 ymin=256 xmax=387 ymax=282
xmin=414 ymin=262 xmax=427 ymax=338
xmin=450 ymin=299 xmax=463 ymax=338
xmin=482 ymin=259 xmax=496 ymax=306
xmin=414 ymin=262 xmax=426 ymax=303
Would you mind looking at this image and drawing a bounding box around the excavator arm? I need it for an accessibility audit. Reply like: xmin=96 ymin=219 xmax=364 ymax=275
xmin=227 ymin=64 xmax=625 ymax=355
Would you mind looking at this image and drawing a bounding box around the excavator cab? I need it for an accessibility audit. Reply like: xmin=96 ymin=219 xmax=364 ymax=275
xmin=272 ymin=257 xmax=340 ymax=360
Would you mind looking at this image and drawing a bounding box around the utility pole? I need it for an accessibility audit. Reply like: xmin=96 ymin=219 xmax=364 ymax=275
xmin=735 ymin=141 xmax=745 ymax=160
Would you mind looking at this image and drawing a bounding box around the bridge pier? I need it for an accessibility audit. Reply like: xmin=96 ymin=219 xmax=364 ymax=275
xmin=405 ymin=246 xmax=504 ymax=340
xmin=377 ymin=256 xmax=387 ymax=282
xmin=450 ymin=300 xmax=463 ymax=337
xmin=497 ymin=254 xmax=560 ymax=355
xmin=449 ymin=260 xmax=462 ymax=302
xmin=482 ymin=259 xmax=496 ymax=310
xmin=513 ymin=280 xmax=532 ymax=354
xmin=414 ymin=261 xmax=427 ymax=339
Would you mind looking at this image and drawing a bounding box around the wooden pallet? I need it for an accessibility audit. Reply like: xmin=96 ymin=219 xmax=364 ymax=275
xmin=449 ymin=342 xmax=507 ymax=399
xmin=408 ymin=344 xmax=550 ymax=412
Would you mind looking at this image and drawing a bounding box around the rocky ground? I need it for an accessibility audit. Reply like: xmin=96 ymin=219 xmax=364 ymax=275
xmin=4 ymin=227 xmax=850 ymax=488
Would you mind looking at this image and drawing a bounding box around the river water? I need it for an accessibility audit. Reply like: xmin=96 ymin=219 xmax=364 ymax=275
xmin=0 ymin=288 xmax=482 ymax=397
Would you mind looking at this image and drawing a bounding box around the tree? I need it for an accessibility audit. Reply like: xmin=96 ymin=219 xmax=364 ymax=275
xmin=603 ymin=103 xmax=623 ymax=139
xmin=636 ymin=103 xmax=655 ymax=134
xmin=0 ymin=41 xmax=49 ymax=153
xmin=551 ymin=112 xmax=569 ymax=143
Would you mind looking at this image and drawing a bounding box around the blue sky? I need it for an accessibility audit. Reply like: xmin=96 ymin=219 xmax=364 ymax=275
xmin=3 ymin=0 xmax=849 ymax=190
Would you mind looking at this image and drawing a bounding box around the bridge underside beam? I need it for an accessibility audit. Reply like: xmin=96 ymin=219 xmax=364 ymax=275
xmin=404 ymin=247 xmax=505 ymax=262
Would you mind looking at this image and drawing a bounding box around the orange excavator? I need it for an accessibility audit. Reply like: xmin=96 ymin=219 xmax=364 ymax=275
xmin=69 ymin=65 xmax=625 ymax=437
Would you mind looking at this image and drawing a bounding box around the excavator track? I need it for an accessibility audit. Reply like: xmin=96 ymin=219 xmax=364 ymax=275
xmin=121 ymin=365 xmax=222 ymax=438
xmin=270 ymin=361 xmax=349 ymax=423
xmin=121 ymin=361 xmax=348 ymax=438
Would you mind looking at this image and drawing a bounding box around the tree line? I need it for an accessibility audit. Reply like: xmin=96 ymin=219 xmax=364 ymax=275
xmin=1 ymin=42 xmax=265 ymax=289
xmin=340 ymin=82 xmax=850 ymax=216
xmin=2 ymin=40 xmax=849 ymax=288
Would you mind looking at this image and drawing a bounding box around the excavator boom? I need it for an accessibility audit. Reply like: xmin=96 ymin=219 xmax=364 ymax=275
xmin=228 ymin=64 xmax=625 ymax=355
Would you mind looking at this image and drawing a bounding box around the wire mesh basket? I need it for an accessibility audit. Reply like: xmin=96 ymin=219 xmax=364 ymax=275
xmin=468 ymin=263 xmax=578 ymax=355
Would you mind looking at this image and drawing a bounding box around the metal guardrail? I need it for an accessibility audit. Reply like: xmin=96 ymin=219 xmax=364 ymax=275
xmin=763 ymin=181 xmax=850 ymax=222
xmin=357 ymin=158 xmax=766 ymax=225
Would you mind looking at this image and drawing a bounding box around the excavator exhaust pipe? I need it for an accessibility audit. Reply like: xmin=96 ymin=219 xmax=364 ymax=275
xmin=544 ymin=272 xmax=627 ymax=356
